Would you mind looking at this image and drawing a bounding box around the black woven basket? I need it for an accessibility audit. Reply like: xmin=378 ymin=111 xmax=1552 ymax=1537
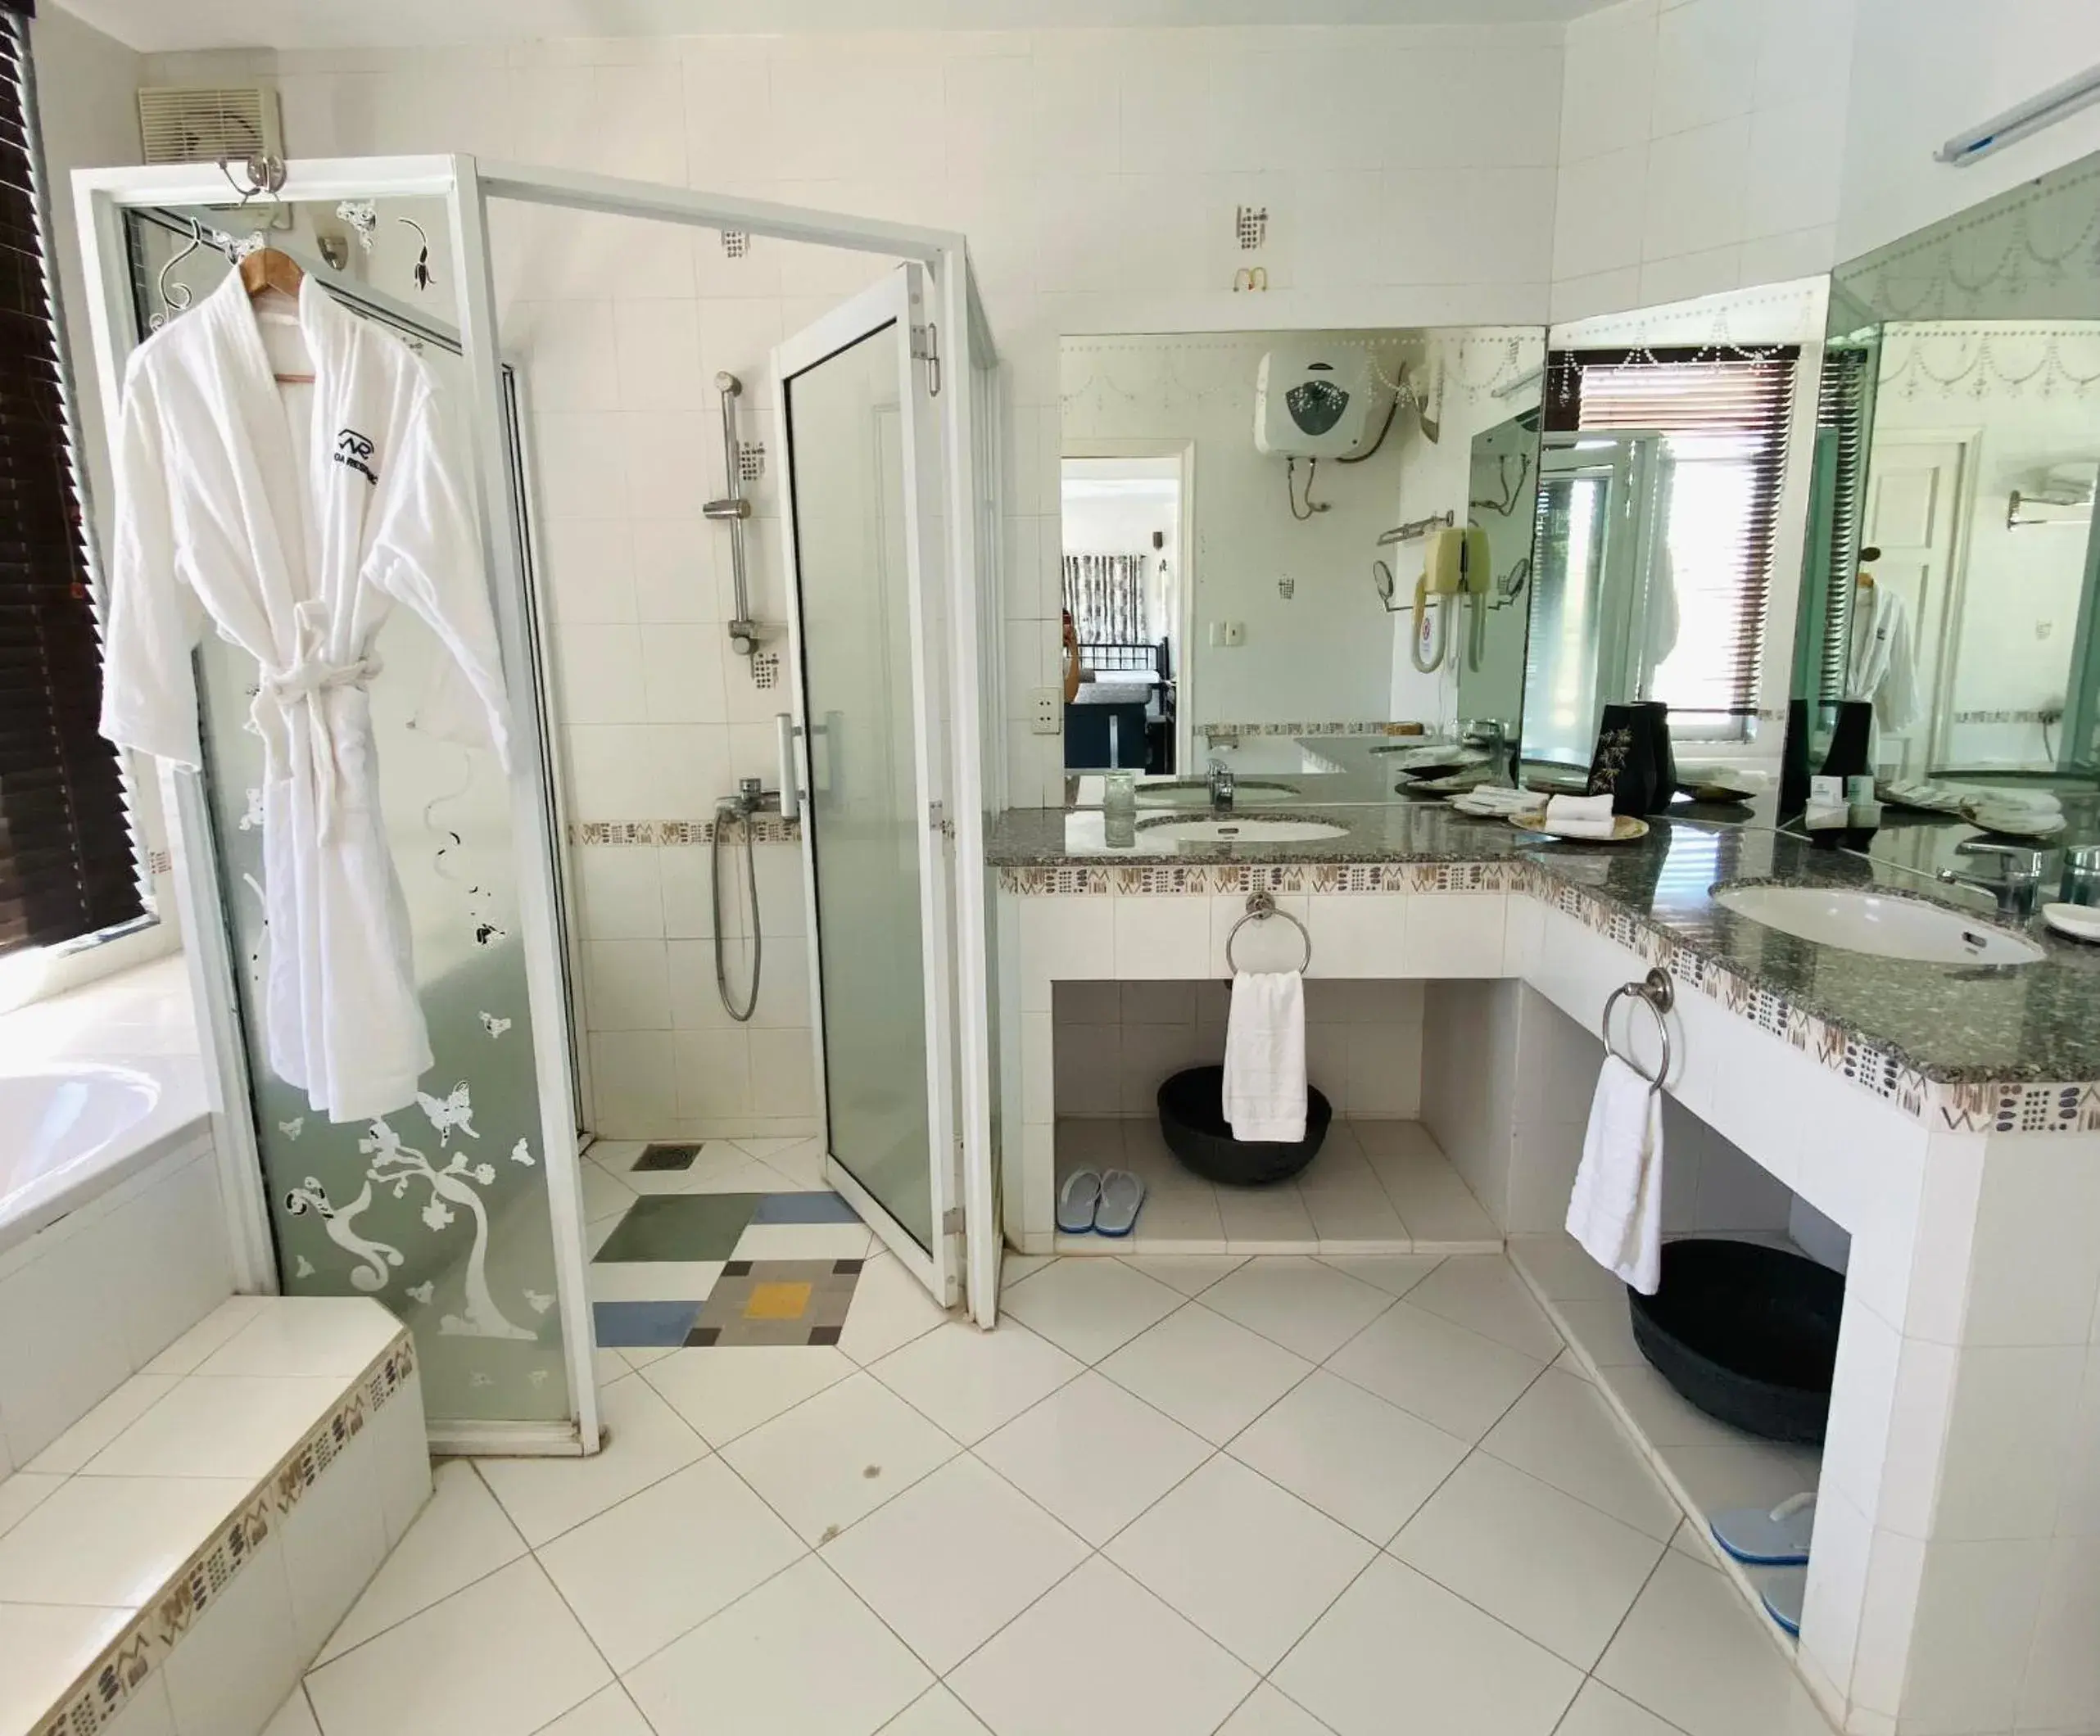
xmin=1627 ymin=1238 xmax=1844 ymax=1444
xmin=1156 ymin=1065 xmax=1331 ymax=1187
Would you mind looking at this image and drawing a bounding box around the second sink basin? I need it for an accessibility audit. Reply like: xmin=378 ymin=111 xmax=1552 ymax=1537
xmin=1142 ymin=817 xmax=1350 ymax=845
xmin=1713 ymin=885 xmax=2044 ymax=965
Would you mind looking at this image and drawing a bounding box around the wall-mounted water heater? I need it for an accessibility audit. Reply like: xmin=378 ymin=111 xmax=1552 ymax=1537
xmin=1254 ymin=345 xmax=1396 ymax=459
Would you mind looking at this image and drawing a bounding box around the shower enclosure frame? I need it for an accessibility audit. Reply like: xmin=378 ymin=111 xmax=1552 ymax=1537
xmin=70 ymin=154 xmax=1004 ymax=1461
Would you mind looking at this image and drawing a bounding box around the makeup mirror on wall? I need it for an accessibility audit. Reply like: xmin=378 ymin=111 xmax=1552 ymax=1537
xmin=1795 ymin=151 xmax=2100 ymax=798
xmin=1518 ymin=282 xmax=1831 ymax=791
xmin=1056 ymin=327 xmax=1545 ymax=797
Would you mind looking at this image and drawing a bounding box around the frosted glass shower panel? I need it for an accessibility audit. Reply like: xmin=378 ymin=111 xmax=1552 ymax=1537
xmin=129 ymin=207 xmax=570 ymax=1426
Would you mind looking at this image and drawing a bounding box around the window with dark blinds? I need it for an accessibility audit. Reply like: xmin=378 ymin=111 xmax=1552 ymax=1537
xmin=1545 ymin=346 xmax=1799 ymax=735
xmin=0 ymin=2 xmax=143 ymax=956
xmin=1811 ymin=347 xmax=1871 ymax=706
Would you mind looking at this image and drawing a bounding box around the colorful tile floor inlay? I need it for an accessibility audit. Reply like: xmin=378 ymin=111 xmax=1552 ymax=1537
xmin=585 ymin=1137 xmax=880 ymax=1350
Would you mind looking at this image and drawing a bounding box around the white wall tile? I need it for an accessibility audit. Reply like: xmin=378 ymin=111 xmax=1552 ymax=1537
xmin=584 ymin=939 xmax=673 ymax=1032
xmin=1641 ymin=116 xmax=1753 ymax=259
xmin=1306 ymin=894 xmax=1410 ymax=978
xmin=640 ymin=626 xmax=731 ymax=724
xmin=1552 ymin=146 xmax=1649 ymax=282
xmin=1962 ymin=1135 xmax=2100 ymax=1348
xmin=2017 ymin=1538 xmax=2100 ymax=1733
xmin=1899 ymin=1537 xmax=2049 ymax=1736
xmin=1404 ymin=894 xmax=1507 ymax=978
xmin=1932 ymin=1345 xmax=2084 ymax=1542
xmin=162 ymin=1532 xmax=302 ymax=1736
xmin=281 ymin=1426 xmax=388 ymax=1661
xmin=576 ymin=847 xmax=664 ymax=942
xmin=99 ymin=1157 xmax=233 ymax=1372
xmin=0 ymin=1237 xmax=133 ymax=1467
xmin=1560 ymin=0 xmax=1661 ymax=161
xmin=1649 ymin=0 xmax=1762 ymax=138
xmin=1017 ymin=899 xmax=1115 ymax=1011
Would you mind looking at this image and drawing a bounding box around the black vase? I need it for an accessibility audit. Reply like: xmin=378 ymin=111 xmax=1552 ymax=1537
xmin=1588 ymin=703 xmax=1656 ymax=817
xmin=1780 ymin=699 xmax=1812 ymax=822
xmin=1641 ymin=701 xmax=1678 ymax=814
xmin=1822 ymin=700 xmax=1874 ymax=784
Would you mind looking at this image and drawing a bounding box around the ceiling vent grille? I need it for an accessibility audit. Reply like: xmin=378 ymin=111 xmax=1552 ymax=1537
xmin=136 ymin=86 xmax=282 ymax=167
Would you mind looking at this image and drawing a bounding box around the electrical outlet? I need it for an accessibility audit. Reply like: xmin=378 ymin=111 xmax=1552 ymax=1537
xmin=1030 ymin=687 xmax=1062 ymax=735
xmin=1221 ymin=621 xmax=1247 ymax=647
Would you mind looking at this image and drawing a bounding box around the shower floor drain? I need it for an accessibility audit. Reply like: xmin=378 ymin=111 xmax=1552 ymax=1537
xmin=633 ymin=1142 xmax=704 ymax=1171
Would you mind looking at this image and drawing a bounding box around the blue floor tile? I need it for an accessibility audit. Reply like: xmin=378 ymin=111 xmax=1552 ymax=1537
xmin=593 ymin=1299 xmax=702 ymax=1346
xmin=749 ymin=1191 xmax=862 ymax=1225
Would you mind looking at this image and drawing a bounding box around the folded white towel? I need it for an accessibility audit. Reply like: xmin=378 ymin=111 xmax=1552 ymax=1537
xmin=1567 ymin=1056 xmax=1666 ymax=1294
xmin=1976 ymin=789 xmax=2062 ymax=816
xmin=1545 ymin=793 xmax=1618 ymax=839
xmin=1222 ymin=971 xmax=1307 ymax=1144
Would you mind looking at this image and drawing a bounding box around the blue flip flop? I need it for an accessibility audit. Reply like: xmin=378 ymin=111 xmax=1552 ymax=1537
xmin=1760 ymin=1566 xmax=1806 ymax=1637
xmin=1057 ymin=1169 xmax=1102 ymax=1235
xmin=1710 ymin=1493 xmax=1817 ymax=1566
xmin=1093 ymin=1169 xmax=1147 ymax=1238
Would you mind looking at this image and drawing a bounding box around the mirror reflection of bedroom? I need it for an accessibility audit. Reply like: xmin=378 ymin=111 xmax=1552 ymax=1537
xmin=1059 ymin=454 xmax=1185 ymax=774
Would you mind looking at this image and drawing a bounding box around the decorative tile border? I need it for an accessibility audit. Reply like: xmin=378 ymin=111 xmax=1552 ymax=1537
xmin=997 ymin=857 xmax=2100 ymax=1133
xmin=35 ymin=1331 xmax=419 ymax=1736
xmin=1199 ymin=721 xmax=1428 ymax=741
xmin=570 ymin=817 xmax=801 ymax=847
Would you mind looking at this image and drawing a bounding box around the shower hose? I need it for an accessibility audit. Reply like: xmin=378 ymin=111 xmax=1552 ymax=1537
xmin=711 ymin=801 xmax=761 ymax=1023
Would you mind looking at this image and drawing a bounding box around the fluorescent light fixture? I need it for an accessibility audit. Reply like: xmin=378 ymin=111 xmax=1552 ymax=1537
xmin=1937 ymin=63 xmax=2100 ymax=166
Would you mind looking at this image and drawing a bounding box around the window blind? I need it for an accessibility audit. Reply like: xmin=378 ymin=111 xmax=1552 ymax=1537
xmin=1813 ymin=347 xmax=1870 ymax=705
xmin=0 ymin=3 xmax=143 ymax=956
xmin=1545 ymin=346 xmax=1799 ymax=730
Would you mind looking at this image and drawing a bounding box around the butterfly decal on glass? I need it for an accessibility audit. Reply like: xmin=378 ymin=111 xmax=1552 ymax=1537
xmin=415 ymin=1081 xmax=478 ymax=1146
xmin=479 ymin=1011 xmax=512 ymax=1039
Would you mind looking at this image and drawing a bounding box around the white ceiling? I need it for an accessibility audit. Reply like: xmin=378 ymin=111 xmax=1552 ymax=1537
xmin=63 ymin=0 xmax=1613 ymax=55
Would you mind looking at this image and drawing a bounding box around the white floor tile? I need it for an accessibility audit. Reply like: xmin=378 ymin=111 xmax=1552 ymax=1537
xmin=878 ymin=1684 xmax=994 ymax=1736
xmin=536 ymin=1457 xmax=803 ymax=1672
xmin=999 ymin=1259 xmax=1184 ymax=1363
xmin=1552 ymin=1679 xmax=1690 ymax=1736
xmin=822 ymin=1455 xmax=1088 ymax=1673
xmin=1098 ymin=1304 xmax=1313 ymax=1445
xmin=305 ymin=1558 xmax=612 ymax=1736
xmin=262 ymin=1688 xmax=321 ymax=1736
xmin=1595 ymin=1552 xmax=1833 ymax=1736
xmin=1228 ymin=1369 xmax=1469 ymax=1545
xmin=1326 ymin=1302 xmax=1543 ymax=1443
xmin=318 ymin=1462 xmax=526 ymax=1664
xmin=732 ymin=1223 xmax=874 ymax=1262
xmin=623 ymin=1555 xmax=932 ymax=1736
xmin=839 ymin=1254 xmax=953 ymax=1366
xmin=586 ymin=1261 xmax=726 ymax=1304
xmin=1506 ymin=1234 xmax=1632 ymax=1304
xmin=1274 ymin=1557 xmax=1581 ymax=1736
xmin=1402 ymin=1258 xmax=1565 ymax=1361
xmin=1314 ymin=1254 xmax=1442 ymax=1298
xmin=79 ymin=1375 xmax=342 ymax=1479
xmin=581 ymin=1160 xmax=638 ymax=1227
xmin=720 ymin=1372 xmax=958 ymax=1544
xmin=1480 ymin=1370 xmax=1681 ymax=1543
xmin=869 ymin=1320 xmax=1080 ymax=1445
xmin=975 ymin=1371 xmax=1214 ymax=1548
xmin=476 ymin=1373 xmax=708 ymax=1547
xmin=1198 ymin=1258 xmax=1395 ymax=1362
xmin=1106 ymin=1454 xmax=1375 ymax=1672
xmin=1214 ymin=1684 xmax=1335 ymax=1735
xmin=1116 ymin=1255 xmax=1245 ymax=1297
xmin=533 ymin=1684 xmax=655 ymax=1735
xmin=1000 ymin=1255 xmax=1055 ymax=1289
xmin=1215 ymin=1184 xmax=1318 ymax=1251
xmin=948 ymin=1557 xmax=1257 ymax=1736
xmin=0 ymin=1474 xmax=244 ymax=1608
xmin=1596 ymin=1361 xmax=1763 ymax=1452
xmin=640 ymin=1345 xmax=856 ymax=1446
xmin=1555 ymin=1299 xmax=1645 ymax=1366
xmin=1391 ymin=1452 xmax=1666 ymax=1668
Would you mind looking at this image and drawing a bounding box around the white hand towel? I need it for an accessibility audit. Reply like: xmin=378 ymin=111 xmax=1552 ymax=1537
xmin=1566 ymin=1055 xmax=1666 ymax=1294
xmin=1222 ymin=971 xmax=1307 ymax=1143
xmin=1545 ymin=793 xmax=1619 ymax=839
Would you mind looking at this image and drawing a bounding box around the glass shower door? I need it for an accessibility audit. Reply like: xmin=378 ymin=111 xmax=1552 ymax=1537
xmin=776 ymin=265 xmax=958 ymax=1303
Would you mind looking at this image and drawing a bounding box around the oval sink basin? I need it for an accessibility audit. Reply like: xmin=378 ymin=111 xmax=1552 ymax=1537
xmin=1713 ymin=885 xmax=2044 ymax=965
xmin=1142 ymin=817 xmax=1350 ymax=845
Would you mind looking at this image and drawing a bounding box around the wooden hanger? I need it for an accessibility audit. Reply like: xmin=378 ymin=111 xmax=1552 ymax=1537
xmin=240 ymin=248 xmax=314 ymax=384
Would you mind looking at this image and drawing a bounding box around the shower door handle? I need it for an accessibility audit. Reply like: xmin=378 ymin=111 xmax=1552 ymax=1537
xmin=776 ymin=712 xmax=803 ymax=821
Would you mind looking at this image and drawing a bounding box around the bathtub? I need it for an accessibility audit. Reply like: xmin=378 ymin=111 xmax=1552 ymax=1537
xmin=0 ymin=1054 xmax=211 ymax=1258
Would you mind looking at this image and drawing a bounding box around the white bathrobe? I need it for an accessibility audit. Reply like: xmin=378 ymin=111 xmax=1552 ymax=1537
xmin=100 ymin=269 xmax=510 ymax=1122
xmin=1845 ymin=584 xmax=1921 ymax=732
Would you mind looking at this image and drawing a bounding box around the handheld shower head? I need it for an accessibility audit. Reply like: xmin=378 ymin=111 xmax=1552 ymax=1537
xmin=715 ymin=371 xmax=742 ymax=396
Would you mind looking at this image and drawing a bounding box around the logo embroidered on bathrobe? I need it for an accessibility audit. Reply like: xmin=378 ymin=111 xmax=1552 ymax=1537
xmin=333 ymin=427 xmax=379 ymax=483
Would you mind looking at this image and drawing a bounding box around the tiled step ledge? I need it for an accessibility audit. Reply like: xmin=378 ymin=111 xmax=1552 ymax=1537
xmin=0 ymin=1297 xmax=430 ymax=1736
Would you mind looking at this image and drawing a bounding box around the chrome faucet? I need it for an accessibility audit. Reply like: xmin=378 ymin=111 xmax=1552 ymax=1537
xmin=1939 ymin=841 xmax=2050 ymax=920
xmin=1208 ymin=763 xmax=1236 ymax=812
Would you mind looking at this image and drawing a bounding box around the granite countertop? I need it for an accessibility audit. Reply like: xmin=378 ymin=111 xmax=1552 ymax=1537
xmin=986 ymin=799 xmax=2100 ymax=1088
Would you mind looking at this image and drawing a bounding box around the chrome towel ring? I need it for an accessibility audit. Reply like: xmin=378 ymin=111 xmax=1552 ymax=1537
xmin=1225 ymin=891 xmax=1313 ymax=975
xmin=1602 ymin=967 xmax=1674 ymax=1089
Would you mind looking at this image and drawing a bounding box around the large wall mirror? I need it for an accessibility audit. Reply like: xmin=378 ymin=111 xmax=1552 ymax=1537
xmin=1796 ymin=151 xmax=2100 ymax=789
xmin=1057 ymin=327 xmax=1544 ymax=792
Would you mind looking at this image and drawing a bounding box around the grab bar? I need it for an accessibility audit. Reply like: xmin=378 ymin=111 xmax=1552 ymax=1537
xmin=1224 ymin=891 xmax=1312 ymax=975
xmin=1602 ymin=967 xmax=1673 ymax=1089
